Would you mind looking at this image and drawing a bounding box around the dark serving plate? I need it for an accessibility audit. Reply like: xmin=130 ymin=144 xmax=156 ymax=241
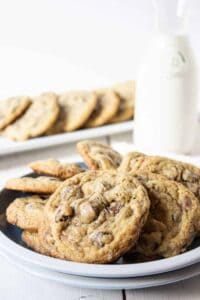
xmin=0 ymin=166 xmax=199 ymax=278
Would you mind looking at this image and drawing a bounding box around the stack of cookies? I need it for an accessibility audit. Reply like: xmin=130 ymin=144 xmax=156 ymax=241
xmin=0 ymin=81 xmax=134 ymax=141
xmin=5 ymin=140 xmax=200 ymax=264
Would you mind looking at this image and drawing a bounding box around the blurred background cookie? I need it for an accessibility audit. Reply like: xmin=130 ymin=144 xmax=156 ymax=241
xmin=109 ymin=81 xmax=135 ymax=123
xmin=47 ymin=91 xmax=97 ymax=134
xmin=3 ymin=93 xmax=59 ymax=140
xmin=84 ymin=90 xmax=120 ymax=128
xmin=0 ymin=96 xmax=31 ymax=130
xmin=5 ymin=176 xmax=62 ymax=194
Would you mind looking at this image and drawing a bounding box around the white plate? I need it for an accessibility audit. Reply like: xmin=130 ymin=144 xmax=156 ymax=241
xmin=1 ymin=250 xmax=200 ymax=290
xmin=0 ymin=121 xmax=133 ymax=156
xmin=0 ymin=231 xmax=199 ymax=279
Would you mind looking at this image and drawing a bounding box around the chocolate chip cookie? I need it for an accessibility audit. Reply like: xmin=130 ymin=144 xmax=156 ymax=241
xmin=22 ymin=230 xmax=51 ymax=255
xmin=85 ymin=90 xmax=120 ymax=127
xmin=47 ymin=91 xmax=97 ymax=134
xmin=130 ymin=172 xmax=200 ymax=258
xmin=45 ymin=171 xmax=150 ymax=263
xmin=77 ymin=140 xmax=122 ymax=170
xmin=22 ymin=222 xmax=61 ymax=258
xmin=129 ymin=155 xmax=200 ymax=203
xmin=6 ymin=195 xmax=47 ymax=231
xmin=3 ymin=93 xmax=59 ymax=140
xmin=0 ymin=96 xmax=31 ymax=130
xmin=5 ymin=176 xmax=62 ymax=194
xmin=109 ymin=81 xmax=135 ymax=123
xmin=37 ymin=219 xmax=61 ymax=258
xmin=29 ymin=159 xmax=84 ymax=180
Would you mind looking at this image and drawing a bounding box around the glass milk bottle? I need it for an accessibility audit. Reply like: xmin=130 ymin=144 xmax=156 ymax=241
xmin=134 ymin=0 xmax=198 ymax=154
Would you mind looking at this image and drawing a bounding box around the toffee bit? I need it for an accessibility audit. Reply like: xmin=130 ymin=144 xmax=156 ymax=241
xmin=172 ymin=212 xmax=181 ymax=223
xmin=108 ymin=201 xmax=122 ymax=215
xmin=55 ymin=205 xmax=74 ymax=222
xmin=182 ymin=169 xmax=199 ymax=182
xmin=182 ymin=196 xmax=192 ymax=211
xmin=79 ymin=202 xmax=98 ymax=224
xmin=90 ymin=231 xmax=114 ymax=247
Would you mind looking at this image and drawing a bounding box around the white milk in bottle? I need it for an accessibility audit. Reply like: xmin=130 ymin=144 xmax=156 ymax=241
xmin=134 ymin=0 xmax=198 ymax=154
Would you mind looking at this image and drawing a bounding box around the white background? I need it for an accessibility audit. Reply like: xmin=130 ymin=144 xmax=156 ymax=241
xmin=0 ymin=0 xmax=199 ymax=98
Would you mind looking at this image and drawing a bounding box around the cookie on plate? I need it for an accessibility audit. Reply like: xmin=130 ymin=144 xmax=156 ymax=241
xmin=129 ymin=155 xmax=200 ymax=203
xmin=22 ymin=230 xmax=50 ymax=255
xmin=85 ymin=90 xmax=120 ymax=127
xmin=109 ymin=81 xmax=135 ymax=123
xmin=77 ymin=140 xmax=122 ymax=170
xmin=6 ymin=195 xmax=47 ymax=231
xmin=119 ymin=152 xmax=146 ymax=172
xmin=29 ymin=159 xmax=84 ymax=180
xmin=44 ymin=170 xmax=150 ymax=263
xmin=5 ymin=176 xmax=62 ymax=194
xmin=22 ymin=221 xmax=61 ymax=258
xmin=129 ymin=172 xmax=200 ymax=258
xmin=47 ymin=91 xmax=97 ymax=134
xmin=0 ymin=96 xmax=31 ymax=130
xmin=38 ymin=219 xmax=61 ymax=258
xmin=3 ymin=93 xmax=59 ymax=140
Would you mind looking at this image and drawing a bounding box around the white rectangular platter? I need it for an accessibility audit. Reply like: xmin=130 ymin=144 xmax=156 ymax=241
xmin=0 ymin=121 xmax=133 ymax=156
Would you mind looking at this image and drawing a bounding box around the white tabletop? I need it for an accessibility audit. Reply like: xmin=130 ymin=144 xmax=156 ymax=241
xmin=0 ymin=132 xmax=200 ymax=300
